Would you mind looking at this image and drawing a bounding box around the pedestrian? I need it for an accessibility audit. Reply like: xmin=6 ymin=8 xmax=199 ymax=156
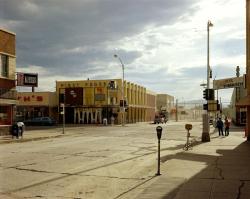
xmin=224 ymin=117 xmax=230 ymax=136
xmin=17 ymin=121 xmax=25 ymax=138
xmin=216 ymin=117 xmax=224 ymax=136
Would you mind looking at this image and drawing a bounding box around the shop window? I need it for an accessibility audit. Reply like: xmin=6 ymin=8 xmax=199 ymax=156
xmin=1 ymin=54 xmax=9 ymax=77
xmin=0 ymin=106 xmax=11 ymax=125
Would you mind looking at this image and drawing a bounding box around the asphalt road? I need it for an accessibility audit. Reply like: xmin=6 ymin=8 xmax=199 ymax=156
xmin=0 ymin=121 xmax=205 ymax=199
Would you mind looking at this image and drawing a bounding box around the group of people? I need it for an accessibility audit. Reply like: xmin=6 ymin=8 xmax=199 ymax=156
xmin=216 ymin=117 xmax=230 ymax=136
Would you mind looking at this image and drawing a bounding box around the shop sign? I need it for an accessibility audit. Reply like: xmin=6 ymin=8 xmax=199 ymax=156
xmin=95 ymin=94 xmax=105 ymax=101
xmin=213 ymin=76 xmax=244 ymax=90
xmin=17 ymin=95 xmax=43 ymax=102
xmin=65 ymin=87 xmax=83 ymax=106
xmin=17 ymin=73 xmax=38 ymax=87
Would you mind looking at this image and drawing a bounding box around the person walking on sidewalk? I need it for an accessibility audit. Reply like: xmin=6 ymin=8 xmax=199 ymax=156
xmin=217 ymin=117 xmax=224 ymax=136
xmin=224 ymin=117 xmax=230 ymax=136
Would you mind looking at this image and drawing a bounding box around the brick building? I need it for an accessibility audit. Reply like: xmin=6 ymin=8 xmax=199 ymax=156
xmin=0 ymin=28 xmax=17 ymax=135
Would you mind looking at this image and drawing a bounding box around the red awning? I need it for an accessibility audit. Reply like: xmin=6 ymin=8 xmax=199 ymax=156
xmin=236 ymin=95 xmax=250 ymax=107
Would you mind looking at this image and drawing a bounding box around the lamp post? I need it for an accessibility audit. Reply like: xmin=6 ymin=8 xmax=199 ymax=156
xmin=207 ymin=20 xmax=213 ymax=90
xmin=202 ymin=20 xmax=213 ymax=142
xmin=114 ymin=54 xmax=125 ymax=126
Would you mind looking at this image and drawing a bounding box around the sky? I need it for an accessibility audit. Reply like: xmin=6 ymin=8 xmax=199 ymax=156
xmin=0 ymin=0 xmax=246 ymax=104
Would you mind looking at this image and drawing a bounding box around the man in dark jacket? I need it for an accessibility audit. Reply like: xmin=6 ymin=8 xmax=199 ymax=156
xmin=217 ymin=118 xmax=224 ymax=136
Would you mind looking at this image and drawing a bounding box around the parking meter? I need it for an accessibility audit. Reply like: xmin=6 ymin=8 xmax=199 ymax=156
xmin=156 ymin=126 xmax=163 ymax=140
xmin=184 ymin=124 xmax=193 ymax=151
xmin=156 ymin=126 xmax=163 ymax=176
xmin=185 ymin=124 xmax=192 ymax=131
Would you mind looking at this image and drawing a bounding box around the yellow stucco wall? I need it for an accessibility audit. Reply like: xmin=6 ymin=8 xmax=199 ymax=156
xmin=56 ymin=79 xmax=155 ymax=124
xmin=17 ymin=92 xmax=57 ymax=107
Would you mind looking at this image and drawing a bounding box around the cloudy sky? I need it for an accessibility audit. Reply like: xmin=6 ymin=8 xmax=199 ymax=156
xmin=1 ymin=0 xmax=246 ymax=104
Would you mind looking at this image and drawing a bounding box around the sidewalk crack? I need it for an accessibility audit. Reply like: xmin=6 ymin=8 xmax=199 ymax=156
xmin=236 ymin=180 xmax=245 ymax=199
xmin=215 ymin=157 xmax=224 ymax=180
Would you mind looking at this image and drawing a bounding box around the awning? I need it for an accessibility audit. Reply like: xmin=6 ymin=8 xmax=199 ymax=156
xmin=236 ymin=95 xmax=250 ymax=107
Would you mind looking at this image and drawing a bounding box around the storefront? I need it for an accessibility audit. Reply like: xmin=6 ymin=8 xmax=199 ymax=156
xmin=16 ymin=92 xmax=57 ymax=121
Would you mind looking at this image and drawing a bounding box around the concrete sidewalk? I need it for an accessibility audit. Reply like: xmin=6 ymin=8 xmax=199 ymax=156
xmin=1 ymin=125 xmax=249 ymax=199
xmin=136 ymin=129 xmax=250 ymax=199
xmin=0 ymin=127 xmax=64 ymax=144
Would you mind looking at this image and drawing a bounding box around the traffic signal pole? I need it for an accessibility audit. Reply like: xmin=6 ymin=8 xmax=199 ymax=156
xmin=202 ymin=21 xmax=213 ymax=142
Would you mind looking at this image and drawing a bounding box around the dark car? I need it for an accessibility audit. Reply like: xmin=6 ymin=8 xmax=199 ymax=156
xmin=24 ymin=117 xmax=56 ymax=126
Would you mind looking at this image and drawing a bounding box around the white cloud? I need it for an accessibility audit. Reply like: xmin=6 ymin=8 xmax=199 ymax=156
xmin=1 ymin=0 xmax=245 ymax=102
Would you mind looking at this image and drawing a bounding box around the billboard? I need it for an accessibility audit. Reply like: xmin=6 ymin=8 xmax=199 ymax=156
xmin=65 ymin=87 xmax=83 ymax=106
xmin=213 ymin=76 xmax=244 ymax=90
xmin=17 ymin=73 xmax=38 ymax=87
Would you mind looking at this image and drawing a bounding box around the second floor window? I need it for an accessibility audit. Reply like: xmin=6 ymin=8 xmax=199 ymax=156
xmin=1 ymin=54 xmax=8 ymax=77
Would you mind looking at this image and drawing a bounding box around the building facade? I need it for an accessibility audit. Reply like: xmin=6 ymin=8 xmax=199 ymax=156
xmin=156 ymin=94 xmax=175 ymax=112
xmin=0 ymin=29 xmax=17 ymax=134
xmin=56 ymin=79 xmax=156 ymax=124
xmin=16 ymin=92 xmax=57 ymax=121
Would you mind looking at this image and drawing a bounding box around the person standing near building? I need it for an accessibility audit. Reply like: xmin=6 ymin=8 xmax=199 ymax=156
xmin=224 ymin=117 xmax=230 ymax=136
xmin=217 ymin=118 xmax=224 ymax=136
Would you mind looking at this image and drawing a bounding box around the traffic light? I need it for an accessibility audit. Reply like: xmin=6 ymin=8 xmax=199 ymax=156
xmin=217 ymin=100 xmax=220 ymax=111
xmin=203 ymin=89 xmax=208 ymax=100
xmin=203 ymin=89 xmax=214 ymax=100
xmin=207 ymin=89 xmax=215 ymax=100
xmin=203 ymin=103 xmax=208 ymax=110
xmin=59 ymin=103 xmax=65 ymax=114
xmin=108 ymin=81 xmax=116 ymax=89
xmin=236 ymin=65 xmax=240 ymax=77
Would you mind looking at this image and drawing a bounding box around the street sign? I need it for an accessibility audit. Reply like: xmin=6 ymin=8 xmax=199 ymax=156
xmin=213 ymin=76 xmax=244 ymax=90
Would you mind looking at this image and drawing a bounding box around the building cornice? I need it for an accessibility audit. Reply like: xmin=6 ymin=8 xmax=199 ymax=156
xmin=0 ymin=51 xmax=16 ymax=58
xmin=0 ymin=28 xmax=16 ymax=36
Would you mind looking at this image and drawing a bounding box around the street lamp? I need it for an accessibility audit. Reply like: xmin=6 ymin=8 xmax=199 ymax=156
xmin=114 ymin=54 xmax=125 ymax=126
xmin=202 ymin=20 xmax=213 ymax=142
xmin=207 ymin=20 xmax=213 ymax=89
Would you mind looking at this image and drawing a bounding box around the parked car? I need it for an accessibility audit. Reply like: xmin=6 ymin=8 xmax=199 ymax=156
xmin=24 ymin=117 xmax=56 ymax=126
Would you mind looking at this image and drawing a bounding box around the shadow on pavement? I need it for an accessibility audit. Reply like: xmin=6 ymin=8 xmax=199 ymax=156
xmin=153 ymin=140 xmax=250 ymax=199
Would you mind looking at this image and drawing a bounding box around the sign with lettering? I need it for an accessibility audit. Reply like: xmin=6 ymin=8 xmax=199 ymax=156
xmin=17 ymin=73 xmax=38 ymax=87
xmin=65 ymin=87 xmax=83 ymax=106
xmin=213 ymin=76 xmax=244 ymax=90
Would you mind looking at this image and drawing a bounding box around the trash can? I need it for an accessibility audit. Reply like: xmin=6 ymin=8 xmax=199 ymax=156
xmin=12 ymin=124 xmax=19 ymax=139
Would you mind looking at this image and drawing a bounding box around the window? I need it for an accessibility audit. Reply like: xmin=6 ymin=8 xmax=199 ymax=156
xmin=1 ymin=54 xmax=8 ymax=77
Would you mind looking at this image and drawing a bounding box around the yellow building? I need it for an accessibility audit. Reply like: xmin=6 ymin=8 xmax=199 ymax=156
xmin=56 ymin=79 xmax=156 ymax=124
xmin=0 ymin=28 xmax=17 ymax=134
xmin=156 ymin=94 xmax=175 ymax=112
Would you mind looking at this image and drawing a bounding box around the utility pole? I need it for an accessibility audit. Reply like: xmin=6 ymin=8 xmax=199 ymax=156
xmin=176 ymin=99 xmax=178 ymax=122
xmin=114 ymin=54 xmax=125 ymax=126
xmin=202 ymin=20 xmax=213 ymax=142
